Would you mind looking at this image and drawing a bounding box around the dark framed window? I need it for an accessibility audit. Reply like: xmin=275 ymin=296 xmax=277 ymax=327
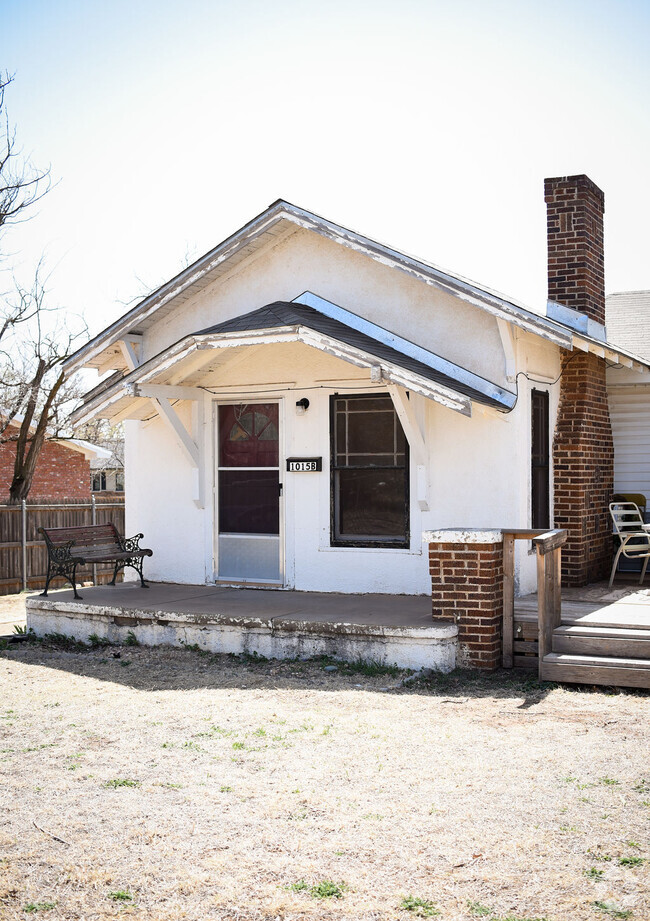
xmin=331 ymin=393 xmax=409 ymax=548
xmin=531 ymin=389 xmax=550 ymax=529
xmin=92 ymin=471 xmax=106 ymax=492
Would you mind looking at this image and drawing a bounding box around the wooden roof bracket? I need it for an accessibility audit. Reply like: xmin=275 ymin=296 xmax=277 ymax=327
xmin=496 ymin=319 xmax=516 ymax=383
xmin=113 ymin=334 xmax=144 ymax=374
xmin=387 ymin=383 xmax=429 ymax=512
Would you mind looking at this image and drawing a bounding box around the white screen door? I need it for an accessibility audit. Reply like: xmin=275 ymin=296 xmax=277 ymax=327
xmin=216 ymin=402 xmax=281 ymax=582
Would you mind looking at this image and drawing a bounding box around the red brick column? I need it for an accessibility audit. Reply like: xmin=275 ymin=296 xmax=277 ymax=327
xmin=553 ymin=350 xmax=614 ymax=585
xmin=425 ymin=530 xmax=503 ymax=670
xmin=544 ymin=175 xmax=613 ymax=586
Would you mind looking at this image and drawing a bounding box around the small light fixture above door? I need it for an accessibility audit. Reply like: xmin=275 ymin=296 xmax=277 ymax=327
xmin=295 ymin=397 xmax=310 ymax=415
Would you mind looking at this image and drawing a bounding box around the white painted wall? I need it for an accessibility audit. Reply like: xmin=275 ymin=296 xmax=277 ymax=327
xmin=144 ymin=230 xmax=506 ymax=389
xmin=119 ymin=233 xmax=563 ymax=596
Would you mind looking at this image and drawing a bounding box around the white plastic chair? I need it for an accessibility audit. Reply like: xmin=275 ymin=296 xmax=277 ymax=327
xmin=609 ymin=501 xmax=650 ymax=588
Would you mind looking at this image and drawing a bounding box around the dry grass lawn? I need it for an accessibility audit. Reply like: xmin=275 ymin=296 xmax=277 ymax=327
xmin=0 ymin=633 xmax=648 ymax=921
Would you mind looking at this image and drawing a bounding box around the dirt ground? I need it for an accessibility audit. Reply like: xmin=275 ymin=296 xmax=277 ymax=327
xmin=0 ymin=628 xmax=648 ymax=921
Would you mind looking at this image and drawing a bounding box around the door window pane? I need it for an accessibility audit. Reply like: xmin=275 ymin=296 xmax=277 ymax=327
xmin=219 ymin=403 xmax=279 ymax=467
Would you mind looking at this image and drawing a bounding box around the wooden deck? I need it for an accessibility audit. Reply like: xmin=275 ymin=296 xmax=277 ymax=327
xmin=514 ymin=582 xmax=650 ymax=686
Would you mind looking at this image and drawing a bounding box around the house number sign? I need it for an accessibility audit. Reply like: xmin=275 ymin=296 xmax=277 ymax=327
xmin=286 ymin=457 xmax=322 ymax=472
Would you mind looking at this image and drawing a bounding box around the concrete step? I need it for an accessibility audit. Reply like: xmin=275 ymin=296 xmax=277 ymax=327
xmin=552 ymin=624 xmax=650 ymax=660
xmin=541 ymin=652 xmax=650 ymax=689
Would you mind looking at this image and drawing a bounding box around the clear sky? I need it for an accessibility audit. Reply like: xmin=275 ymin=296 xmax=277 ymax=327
xmin=1 ymin=0 xmax=649 ymax=336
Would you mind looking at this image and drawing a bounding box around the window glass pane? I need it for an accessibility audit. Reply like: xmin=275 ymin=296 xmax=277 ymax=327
xmin=347 ymin=398 xmax=392 ymax=412
xmin=347 ymin=410 xmax=395 ymax=455
xmin=336 ymin=469 xmax=407 ymax=539
xmin=346 ymin=454 xmax=403 ymax=467
xmin=219 ymin=403 xmax=278 ymax=467
xmin=219 ymin=470 xmax=279 ymax=534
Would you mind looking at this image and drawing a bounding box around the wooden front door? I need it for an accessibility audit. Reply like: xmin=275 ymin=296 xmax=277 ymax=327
xmin=216 ymin=402 xmax=282 ymax=583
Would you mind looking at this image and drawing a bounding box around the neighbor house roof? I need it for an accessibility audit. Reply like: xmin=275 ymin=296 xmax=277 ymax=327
xmin=606 ymin=291 xmax=650 ymax=363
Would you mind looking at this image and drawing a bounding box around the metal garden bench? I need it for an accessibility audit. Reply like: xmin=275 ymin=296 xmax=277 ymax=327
xmin=39 ymin=523 xmax=153 ymax=600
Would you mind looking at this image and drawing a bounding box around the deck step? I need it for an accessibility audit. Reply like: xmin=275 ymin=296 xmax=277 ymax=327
xmin=541 ymin=652 xmax=650 ymax=689
xmin=552 ymin=624 xmax=650 ymax=660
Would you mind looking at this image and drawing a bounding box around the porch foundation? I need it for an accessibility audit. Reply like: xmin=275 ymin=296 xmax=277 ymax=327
xmin=26 ymin=584 xmax=458 ymax=673
xmin=425 ymin=529 xmax=503 ymax=670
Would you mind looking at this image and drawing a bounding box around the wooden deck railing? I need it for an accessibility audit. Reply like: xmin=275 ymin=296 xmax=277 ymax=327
xmin=502 ymin=528 xmax=568 ymax=675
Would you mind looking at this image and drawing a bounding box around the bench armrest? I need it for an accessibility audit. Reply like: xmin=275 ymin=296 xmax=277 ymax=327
xmin=44 ymin=539 xmax=82 ymax=565
xmin=119 ymin=533 xmax=152 ymax=555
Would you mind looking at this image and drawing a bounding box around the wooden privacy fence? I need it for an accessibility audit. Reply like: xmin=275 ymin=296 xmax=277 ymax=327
xmin=0 ymin=497 xmax=125 ymax=595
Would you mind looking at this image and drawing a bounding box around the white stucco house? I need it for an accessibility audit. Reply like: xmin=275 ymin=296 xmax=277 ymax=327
xmin=64 ymin=177 xmax=650 ymax=603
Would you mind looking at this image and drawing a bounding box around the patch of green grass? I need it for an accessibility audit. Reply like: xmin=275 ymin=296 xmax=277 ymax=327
xmin=599 ymin=777 xmax=621 ymax=786
xmin=593 ymin=901 xmax=632 ymax=918
xmin=13 ymin=625 xmax=36 ymax=637
xmin=619 ymin=856 xmax=644 ymax=867
xmin=196 ymin=724 xmax=235 ymax=738
xmin=182 ymin=741 xmax=203 ymax=752
xmin=345 ymin=658 xmax=403 ymax=677
xmin=23 ymin=902 xmax=56 ymax=913
xmin=232 ymin=741 xmax=245 ymax=750
xmin=252 ymin=727 xmax=266 ymax=737
xmin=310 ymin=880 xmax=346 ymax=899
xmin=43 ymin=632 xmax=85 ymax=650
xmin=124 ymin=630 xmax=139 ymax=647
xmin=400 ymin=895 xmax=440 ymax=916
xmin=119 ymin=660 xmax=131 ymax=667
xmin=467 ymin=901 xmax=492 ymax=916
xmin=239 ymin=650 xmax=268 ymax=665
xmin=108 ymin=890 xmax=133 ymax=902
xmin=584 ymin=867 xmax=605 ymax=879
xmin=287 ymin=879 xmax=309 ymax=892
xmin=88 ymin=633 xmax=111 ymax=647
xmin=104 ymin=778 xmax=140 ymax=788
xmin=626 ymin=840 xmax=641 ymax=849
xmin=219 ymin=785 xmax=232 ymax=793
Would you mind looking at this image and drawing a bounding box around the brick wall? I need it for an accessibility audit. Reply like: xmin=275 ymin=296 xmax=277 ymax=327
xmin=427 ymin=531 xmax=503 ymax=670
xmin=0 ymin=439 xmax=91 ymax=500
xmin=545 ymin=174 xmax=614 ymax=586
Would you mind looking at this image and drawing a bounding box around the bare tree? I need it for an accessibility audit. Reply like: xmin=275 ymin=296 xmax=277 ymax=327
xmin=0 ymin=75 xmax=86 ymax=502
xmin=0 ymin=269 xmax=87 ymax=502
xmin=0 ymin=72 xmax=50 ymax=239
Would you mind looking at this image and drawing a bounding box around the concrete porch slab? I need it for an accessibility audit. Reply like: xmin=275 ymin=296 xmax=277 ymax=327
xmin=26 ymin=582 xmax=457 ymax=672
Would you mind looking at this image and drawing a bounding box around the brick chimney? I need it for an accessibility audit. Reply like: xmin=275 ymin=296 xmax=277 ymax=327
xmin=545 ymin=175 xmax=614 ymax=586
xmin=545 ymin=174 xmax=606 ymax=325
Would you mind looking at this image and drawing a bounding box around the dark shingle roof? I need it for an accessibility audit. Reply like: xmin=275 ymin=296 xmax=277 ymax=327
xmin=196 ymin=301 xmax=510 ymax=409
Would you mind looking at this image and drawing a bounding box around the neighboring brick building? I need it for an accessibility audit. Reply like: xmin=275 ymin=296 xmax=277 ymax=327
xmin=0 ymin=428 xmax=111 ymax=500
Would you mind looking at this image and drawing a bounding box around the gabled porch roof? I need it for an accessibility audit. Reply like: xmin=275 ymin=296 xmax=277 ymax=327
xmin=70 ymin=297 xmax=517 ymax=427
